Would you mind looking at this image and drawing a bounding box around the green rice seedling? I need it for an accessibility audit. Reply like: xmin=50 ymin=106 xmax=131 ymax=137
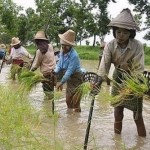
xmin=0 ymin=84 xmax=65 ymax=150
xmin=97 ymin=86 xmax=113 ymax=109
xmin=19 ymin=69 xmax=46 ymax=91
xmin=122 ymin=73 xmax=148 ymax=97
xmin=75 ymin=82 xmax=92 ymax=101
xmin=0 ymin=85 xmax=38 ymax=149
xmin=110 ymin=72 xmax=149 ymax=107
xmin=54 ymin=90 xmax=64 ymax=100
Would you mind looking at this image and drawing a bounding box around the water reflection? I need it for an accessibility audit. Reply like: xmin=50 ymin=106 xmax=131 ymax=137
xmin=0 ymin=60 xmax=150 ymax=150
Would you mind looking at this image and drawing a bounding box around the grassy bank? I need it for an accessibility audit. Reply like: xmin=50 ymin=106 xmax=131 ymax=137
xmin=26 ymin=45 xmax=150 ymax=65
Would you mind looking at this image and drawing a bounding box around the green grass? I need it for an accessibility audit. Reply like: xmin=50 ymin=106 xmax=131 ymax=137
xmin=26 ymin=45 xmax=100 ymax=60
xmin=26 ymin=45 xmax=150 ymax=64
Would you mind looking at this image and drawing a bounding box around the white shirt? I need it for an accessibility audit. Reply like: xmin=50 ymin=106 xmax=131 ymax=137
xmin=10 ymin=46 xmax=32 ymax=60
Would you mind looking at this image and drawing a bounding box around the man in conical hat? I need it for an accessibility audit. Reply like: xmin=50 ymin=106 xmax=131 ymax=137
xmin=8 ymin=37 xmax=32 ymax=80
xmin=31 ymin=30 xmax=56 ymax=99
xmin=97 ymin=8 xmax=146 ymax=136
xmin=54 ymin=29 xmax=83 ymax=113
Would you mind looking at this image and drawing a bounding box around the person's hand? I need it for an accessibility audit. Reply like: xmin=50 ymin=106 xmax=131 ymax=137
xmin=29 ymin=58 xmax=33 ymax=63
xmin=30 ymin=67 xmax=37 ymax=72
xmin=119 ymin=63 xmax=131 ymax=71
xmin=6 ymin=58 xmax=12 ymax=65
xmin=91 ymin=76 xmax=103 ymax=95
xmin=56 ymin=83 xmax=63 ymax=91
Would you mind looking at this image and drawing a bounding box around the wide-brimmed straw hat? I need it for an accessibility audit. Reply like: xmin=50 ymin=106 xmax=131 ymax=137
xmin=58 ymin=29 xmax=76 ymax=46
xmin=108 ymin=8 xmax=140 ymax=31
xmin=34 ymin=30 xmax=48 ymax=41
xmin=10 ymin=37 xmax=21 ymax=46
xmin=0 ymin=44 xmax=6 ymax=49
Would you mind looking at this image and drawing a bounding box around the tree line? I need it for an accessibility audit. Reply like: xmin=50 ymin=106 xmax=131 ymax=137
xmin=0 ymin=0 xmax=149 ymax=46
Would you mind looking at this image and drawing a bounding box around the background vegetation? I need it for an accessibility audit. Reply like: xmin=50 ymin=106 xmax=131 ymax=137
xmin=0 ymin=0 xmax=149 ymax=47
xmin=26 ymin=45 xmax=150 ymax=65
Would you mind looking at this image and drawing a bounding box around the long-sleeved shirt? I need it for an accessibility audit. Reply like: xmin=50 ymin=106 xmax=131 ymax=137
xmin=54 ymin=48 xmax=82 ymax=84
xmin=10 ymin=46 xmax=32 ymax=60
xmin=32 ymin=44 xmax=56 ymax=74
xmin=98 ymin=38 xmax=144 ymax=79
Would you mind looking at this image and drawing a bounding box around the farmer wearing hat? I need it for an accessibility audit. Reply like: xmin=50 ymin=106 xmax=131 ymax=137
xmin=54 ymin=29 xmax=83 ymax=112
xmin=8 ymin=37 xmax=32 ymax=80
xmin=31 ymin=30 xmax=56 ymax=98
xmin=97 ymin=8 xmax=146 ymax=136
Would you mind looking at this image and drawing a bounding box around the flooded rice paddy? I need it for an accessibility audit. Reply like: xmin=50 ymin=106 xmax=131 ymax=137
xmin=0 ymin=60 xmax=150 ymax=150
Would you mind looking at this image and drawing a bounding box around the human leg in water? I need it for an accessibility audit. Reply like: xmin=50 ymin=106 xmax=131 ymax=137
xmin=114 ymin=106 xmax=124 ymax=134
xmin=72 ymin=91 xmax=82 ymax=112
xmin=133 ymin=112 xmax=146 ymax=137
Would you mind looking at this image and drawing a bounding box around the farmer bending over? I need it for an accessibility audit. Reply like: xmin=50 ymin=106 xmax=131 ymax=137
xmin=54 ymin=29 xmax=83 ymax=113
xmin=7 ymin=37 xmax=32 ymax=80
xmin=31 ymin=31 xmax=56 ymax=99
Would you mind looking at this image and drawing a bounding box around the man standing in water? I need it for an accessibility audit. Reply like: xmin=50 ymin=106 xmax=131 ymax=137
xmin=31 ymin=31 xmax=56 ymax=99
xmin=97 ymin=8 xmax=146 ymax=137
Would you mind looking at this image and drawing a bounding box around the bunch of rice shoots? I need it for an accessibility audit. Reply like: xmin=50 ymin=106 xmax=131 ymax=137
xmin=75 ymin=82 xmax=92 ymax=101
xmin=111 ymin=72 xmax=149 ymax=107
xmin=19 ymin=69 xmax=46 ymax=91
xmin=121 ymin=72 xmax=148 ymax=96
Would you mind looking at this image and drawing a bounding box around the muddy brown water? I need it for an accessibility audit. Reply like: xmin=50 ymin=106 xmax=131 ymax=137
xmin=0 ymin=60 xmax=150 ymax=150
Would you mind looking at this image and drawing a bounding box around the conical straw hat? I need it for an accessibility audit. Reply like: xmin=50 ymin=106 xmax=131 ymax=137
xmin=108 ymin=8 xmax=140 ymax=31
xmin=58 ymin=29 xmax=76 ymax=46
xmin=10 ymin=37 xmax=21 ymax=46
xmin=34 ymin=30 xmax=48 ymax=41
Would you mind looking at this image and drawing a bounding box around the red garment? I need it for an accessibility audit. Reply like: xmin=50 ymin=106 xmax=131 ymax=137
xmin=12 ymin=59 xmax=24 ymax=65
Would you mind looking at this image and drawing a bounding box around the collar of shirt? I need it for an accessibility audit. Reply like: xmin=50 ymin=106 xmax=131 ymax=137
xmin=61 ymin=48 xmax=73 ymax=61
xmin=114 ymin=39 xmax=132 ymax=50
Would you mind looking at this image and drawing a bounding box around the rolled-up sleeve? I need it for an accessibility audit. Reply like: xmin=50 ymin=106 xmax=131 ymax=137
xmin=31 ymin=50 xmax=42 ymax=69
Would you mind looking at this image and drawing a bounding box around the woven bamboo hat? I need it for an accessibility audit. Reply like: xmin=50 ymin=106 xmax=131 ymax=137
xmin=108 ymin=8 xmax=140 ymax=31
xmin=58 ymin=29 xmax=76 ymax=46
xmin=0 ymin=44 xmax=6 ymax=49
xmin=34 ymin=30 xmax=48 ymax=41
xmin=10 ymin=37 xmax=21 ymax=46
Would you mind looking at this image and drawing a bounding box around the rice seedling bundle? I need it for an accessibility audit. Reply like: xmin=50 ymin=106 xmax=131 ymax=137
xmin=19 ymin=69 xmax=46 ymax=91
xmin=75 ymin=82 xmax=92 ymax=100
xmin=111 ymin=72 xmax=149 ymax=107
